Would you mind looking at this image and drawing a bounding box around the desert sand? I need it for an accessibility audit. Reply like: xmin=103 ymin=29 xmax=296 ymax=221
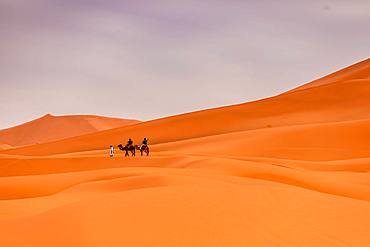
xmin=0 ymin=114 xmax=140 ymax=147
xmin=0 ymin=59 xmax=369 ymax=246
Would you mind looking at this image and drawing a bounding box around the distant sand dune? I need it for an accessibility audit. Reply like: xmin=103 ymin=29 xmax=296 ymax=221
xmin=0 ymin=114 xmax=140 ymax=147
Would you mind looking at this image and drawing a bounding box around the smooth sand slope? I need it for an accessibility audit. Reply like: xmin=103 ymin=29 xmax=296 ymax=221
xmin=0 ymin=114 xmax=140 ymax=147
xmin=0 ymin=58 xmax=369 ymax=247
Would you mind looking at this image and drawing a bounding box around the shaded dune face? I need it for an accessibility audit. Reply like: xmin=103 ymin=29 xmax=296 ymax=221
xmin=0 ymin=114 xmax=140 ymax=147
xmin=0 ymin=59 xmax=369 ymax=247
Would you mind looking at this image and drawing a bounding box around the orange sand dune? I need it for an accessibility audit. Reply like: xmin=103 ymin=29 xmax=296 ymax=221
xmin=289 ymin=58 xmax=370 ymax=92
xmin=0 ymin=59 xmax=370 ymax=246
xmin=0 ymin=114 xmax=140 ymax=147
xmin=0 ymin=156 xmax=369 ymax=246
xmin=2 ymin=59 xmax=369 ymax=156
xmin=157 ymin=118 xmax=370 ymax=160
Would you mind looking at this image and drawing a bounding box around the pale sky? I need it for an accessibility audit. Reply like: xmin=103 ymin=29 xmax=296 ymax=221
xmin=0 ymin=0 xmax=369 ymax=129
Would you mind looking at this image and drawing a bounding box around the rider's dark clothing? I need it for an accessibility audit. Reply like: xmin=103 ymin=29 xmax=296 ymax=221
xmin=142 ymin=139 xmax=148 ymax=145
xmin=127 ymin=139 xmax=133 ymax=147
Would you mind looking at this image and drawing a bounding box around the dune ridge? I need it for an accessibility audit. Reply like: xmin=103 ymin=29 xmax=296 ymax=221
xmin=0 ymin=59 xmax=369 ymax=246
xmin=288 ymin=58 xmax=370 ymax=92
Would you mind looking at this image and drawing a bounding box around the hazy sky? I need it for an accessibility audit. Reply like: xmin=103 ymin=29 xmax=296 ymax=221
xmin=0 ymin=0 xmax=369 ymax=129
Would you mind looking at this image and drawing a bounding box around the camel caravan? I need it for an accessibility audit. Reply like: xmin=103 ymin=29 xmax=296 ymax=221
xmin=110 ymin=138 xmax=149 ymax=157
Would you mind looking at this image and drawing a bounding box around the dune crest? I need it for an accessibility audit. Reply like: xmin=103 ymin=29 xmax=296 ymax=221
xmin=288 ymin=58 xmax=369 ymax=92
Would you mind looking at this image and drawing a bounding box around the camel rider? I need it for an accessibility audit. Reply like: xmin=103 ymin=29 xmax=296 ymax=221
xmin=126 ymin=138 xmax=133 ymax=148
xmin=142 ymin=138 xmax=148 ymax=148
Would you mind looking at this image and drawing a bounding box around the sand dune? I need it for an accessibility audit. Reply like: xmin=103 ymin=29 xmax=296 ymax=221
xmin=290 ymin=58 xmax=370 ymax=92
xmin=157 ymin=118 xmax=370 ymax=160
xmin=0 ymin=114 xmax=140 ymax=147
xmin=0 ymin=59 xmax=370 ymax=246
xmin=2 ymin=59 xmax=369 ymax=156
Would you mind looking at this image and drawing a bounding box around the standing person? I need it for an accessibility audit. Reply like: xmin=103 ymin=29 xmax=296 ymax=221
xmin=109 ymin=144 xmax=114 ymax=158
